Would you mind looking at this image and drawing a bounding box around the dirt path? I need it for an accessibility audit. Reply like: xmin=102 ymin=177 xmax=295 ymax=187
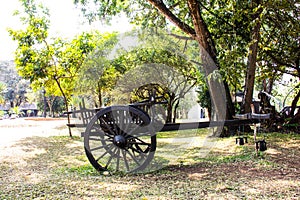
xmin=0 ymin=118 xmax=69 ymax=148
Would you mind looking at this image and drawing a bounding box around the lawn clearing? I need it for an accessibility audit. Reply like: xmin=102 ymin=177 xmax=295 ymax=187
xmin=0 ymin=122 xmax=299 ymax=199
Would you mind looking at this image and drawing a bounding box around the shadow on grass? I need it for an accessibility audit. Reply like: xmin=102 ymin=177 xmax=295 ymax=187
xmin=0 ymin=133 xmax=299 ymax=199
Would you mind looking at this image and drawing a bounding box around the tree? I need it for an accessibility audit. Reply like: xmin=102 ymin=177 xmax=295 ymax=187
xmin=75 ymin=0 xmax=235 ymax=126
xmin=8 ymin=0 xmax=97 ymax=137
xmin=112 ymin=35 xmax=201 ymax=123
xmin=76 ymin=32 xmax=119 ymax=107
xmin=76 ymin=0 xmax=300 ymax=133
xmin=200 ymin=1 xmax=299 ymax=117
xmin=0 ymin=61 xmax=29 ymax=108
xmin=4 ymin=75 xmax=29 ymax=108
xmin=258 ymin=1 xmax=300 ymax=122
xmin=197 ymin=83 xmax=211 ymax=119
xmin=241 ymin=0 xmax=263 ymax=113
xmin=78 ymin=30 xmax=202 ymax=123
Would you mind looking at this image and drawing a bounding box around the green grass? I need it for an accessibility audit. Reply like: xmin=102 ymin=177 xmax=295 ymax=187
xmin=156 ymin=128 xmax=210 ymax=138
xmin=54 ymin=164 xmax=99 ymax=176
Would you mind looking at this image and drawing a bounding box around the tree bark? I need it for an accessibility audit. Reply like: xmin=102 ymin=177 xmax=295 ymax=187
xmin=243 ymin=1 xmax=262 ymax=114
xmin=147 ymin=0 xmax=197 ymax=39
xmin=97 ymin=82 xmax=102 ymax=107
xmin=166 ymin=94 xmax=175 ymax=123
xmin=173 ymin=100 xmax=180 ymax=123
xmin=266 ymin=69 xmax=277 ymax=95
xmin=187 ymin=0 xmax=231 ymax=122
xmin=47 ymin=100 xmax=53 ymax=117
xmin=54 ymin=78 xmax=72 ymax=138
xmin=148 ymin=0 xmax=235 ymax=123
xmin=290 ymin=89 xmax=300 ymax=118
xmin=243 ymin=21 xmax=261 ymax=113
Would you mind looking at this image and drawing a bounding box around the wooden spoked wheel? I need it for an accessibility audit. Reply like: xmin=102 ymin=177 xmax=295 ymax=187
xmin=84 ymin=105 xmax=156 ymax=173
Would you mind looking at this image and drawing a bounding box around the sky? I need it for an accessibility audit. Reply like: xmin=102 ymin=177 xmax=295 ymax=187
xmin=0 ymin=0 xmax=132 ymax=61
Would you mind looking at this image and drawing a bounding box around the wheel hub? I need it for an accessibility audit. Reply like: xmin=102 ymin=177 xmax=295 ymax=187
xmin=113 ymin=135 xmax=127 ymax=148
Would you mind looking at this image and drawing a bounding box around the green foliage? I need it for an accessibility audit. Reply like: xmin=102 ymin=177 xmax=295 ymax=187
xmin=8 ymin=0 xmax=50 ymax=82
xmin=0 ymin=110 xmax=4 ymax=117
xmin=109 ymin=31 xmax=202 ymax=122
xmin=75 ymin=0 xmax=299 ymax=106
xmin=0 ymin=82 xmax=6 ymax=93
xmin=76 ymin=32 xmax=119 ymax=107
xmin=10 ymin=106 xmax=21 ymax=115
xmin=74 ymin=0 xmax=129 ymax=23
xmin=8 ymin=0 xmax=98 ymax=117
xmin=0 ymin=82 xmax=6 ymax=104
xmin=257 ymin=1 xmax=300 ymax=89
xmin=4 ymin=78 xmax=29 ymax=108
xmin=197 ymin=84 xmax=211 ymax=117
xmin=201 ymin=1 xmax=249 ymax=91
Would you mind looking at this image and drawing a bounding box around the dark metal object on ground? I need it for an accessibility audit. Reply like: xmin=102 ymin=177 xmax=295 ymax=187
xmin=256 ymin=140 xmax=267 ymax=151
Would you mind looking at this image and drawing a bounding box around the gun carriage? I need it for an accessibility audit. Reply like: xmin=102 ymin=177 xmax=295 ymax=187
xmin=67 ymin=94 xmax=270 ymax=173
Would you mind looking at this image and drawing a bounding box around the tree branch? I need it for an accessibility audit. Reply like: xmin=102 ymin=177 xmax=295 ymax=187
xmin=168 ymin=33 xmax=193 ymax=40
xmin=267 ymin=51 xmax=296 ymax=69
xmin=187 ymin=0 xmax=218 ymax=63
xmin=147 ymin=0 xmax=197 ymax=39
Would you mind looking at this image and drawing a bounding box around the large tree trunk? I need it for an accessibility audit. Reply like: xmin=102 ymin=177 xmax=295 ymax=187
xmin=187 ymin=0 xmax=233 ymax=123
xmin=148 ymin=0 xmax=235 ymax=123
xmin=47 ymin=100 xmax=53 ymax=117
xmin=243 ymin=21 xmax=261 ymax=113
xmin=243 ymin=0 xmax=262 ymax=114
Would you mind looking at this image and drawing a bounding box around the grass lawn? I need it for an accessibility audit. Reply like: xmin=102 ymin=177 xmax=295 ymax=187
xmin=0 ymin=124 xmax=299 ymax=199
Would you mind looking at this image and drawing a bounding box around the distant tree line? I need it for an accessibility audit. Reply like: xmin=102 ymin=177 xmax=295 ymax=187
xmin=7 ymin=0 xmax=300 ymax=135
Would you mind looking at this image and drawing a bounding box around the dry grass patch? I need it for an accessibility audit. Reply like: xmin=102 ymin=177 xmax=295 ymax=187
xmin=0 ymin=127 xmax=299 ymax=199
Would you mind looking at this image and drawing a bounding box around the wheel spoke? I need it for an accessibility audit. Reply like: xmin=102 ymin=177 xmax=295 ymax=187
xmin=99 ymin=118 xmax=115 ymax=136
xmin=129 ymin=136 xmax=151 ymax=146
xmin=89 ymin=137 xmax=111 ymax=142
xmin=111 ymin=112 xmax=119 ymax=135
xmin=122 ymin=150 xmax=130 ymax=171
xmin=126 ymin=149 xmax=142 ymax=166
xmin=128 ymin=130 xmax=153 ymax=138
xmin=96 ymin=151 xmax=109 ymax=162
xmin=130 ymin=144 xmax=149 ymax=155
xmin=127 ymin=122 xmax=146 ymax=136
xmin=94 ymin=144 xmax=115 ymax=162
xmin=91 ymin=124 xmax=105 ymax=134
xmin=90 ymin=143 xmax=112 ymax=152
xmin=119 ymin=110 xmax=125 ymax=134
xmin=91 ymin=124 xmax=102 ymax=132
xmin=105 ymin=147 xmax=118 ymax=169
xmin=124 ymin=112 xmax=135 ymax=134
xmin=116 ymin=148 xmax=121 ymax=171
xmin=129 ymin=141 xmax=151 ymax=146
xmin=90 ymin=127 xmax=114 ymax=139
